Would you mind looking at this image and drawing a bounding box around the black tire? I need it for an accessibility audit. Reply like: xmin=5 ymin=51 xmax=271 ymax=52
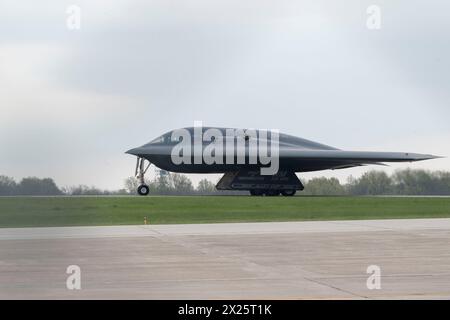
xmin=249 ymin=190 xmax=264 ymax=196
xmin=137 ymin=184 xmax=150 ymax=196
xmin=264 ymin=190 xmax=280 ymax=197
xmin=281 ymin=189 xmax=296 ymax=197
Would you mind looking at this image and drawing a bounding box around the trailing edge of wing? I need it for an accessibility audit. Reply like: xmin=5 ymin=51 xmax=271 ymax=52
xmin=331 ymin=162 xmax=389 ymax=170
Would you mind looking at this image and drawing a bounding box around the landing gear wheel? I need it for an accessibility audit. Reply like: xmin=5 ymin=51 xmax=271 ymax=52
xmin=137 ymin=184 xmax=150 ymax=196
xmin=264 ymin=190 xmax=281 ymax=197
xmin=249 ymin=190 xmax=264 ymax=196
xmin=281 ymin=189 xmax=296 ymax=197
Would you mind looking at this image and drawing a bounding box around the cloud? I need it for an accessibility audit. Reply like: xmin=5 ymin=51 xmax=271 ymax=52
xmin=1 ymin=0 xmax=449 ymax=189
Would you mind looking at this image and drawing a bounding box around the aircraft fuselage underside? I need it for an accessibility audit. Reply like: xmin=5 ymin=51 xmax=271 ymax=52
xmin=216 ymin=170 xmax=304 ymax=191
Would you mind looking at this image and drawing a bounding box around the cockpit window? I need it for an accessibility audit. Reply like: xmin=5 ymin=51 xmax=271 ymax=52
xmin=149 ymin=136 xmax=164 ymax=144
xmin=148 ymin=136 xmax=163 ymax=144
xmin=171 ymin=135 xmax=183 ymax=143
xmin=148 ymin=132 xmax=182 ymax=145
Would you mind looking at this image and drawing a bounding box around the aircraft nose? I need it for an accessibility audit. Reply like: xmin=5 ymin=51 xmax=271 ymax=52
xmin=125 ymin=147 xmax=146 ymax=156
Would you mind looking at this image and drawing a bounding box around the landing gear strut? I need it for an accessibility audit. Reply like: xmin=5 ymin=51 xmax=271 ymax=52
xmin=135 ymin=157 xmax=151 ymax=196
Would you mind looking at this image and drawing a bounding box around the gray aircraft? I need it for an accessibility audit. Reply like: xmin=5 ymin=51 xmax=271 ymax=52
xmin=126 ymin=127 xmax=440 ymax=196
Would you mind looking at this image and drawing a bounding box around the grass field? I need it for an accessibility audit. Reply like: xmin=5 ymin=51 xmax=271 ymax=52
xmin=0 ymin=196 xmax=450 ymax=228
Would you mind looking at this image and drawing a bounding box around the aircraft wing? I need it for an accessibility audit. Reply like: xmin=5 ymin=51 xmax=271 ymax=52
xmin=280 ymin=149 xmax=440 ymax=163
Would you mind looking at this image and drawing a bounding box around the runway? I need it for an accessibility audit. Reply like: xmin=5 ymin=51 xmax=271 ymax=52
xmin=1 ymin=219 xmax=450 ymax=299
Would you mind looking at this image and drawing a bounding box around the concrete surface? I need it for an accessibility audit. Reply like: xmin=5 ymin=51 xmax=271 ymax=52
xmin=1 ymin=219 xmax=450 ymax=299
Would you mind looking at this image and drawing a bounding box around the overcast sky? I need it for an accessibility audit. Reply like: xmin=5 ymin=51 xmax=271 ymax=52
xmin=1 ymin=0 xmax=449 ymax=189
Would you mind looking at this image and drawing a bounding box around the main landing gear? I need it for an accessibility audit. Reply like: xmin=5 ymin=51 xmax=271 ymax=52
xmin=135 ymin=157 xmax=151 ymax=196
xmin=249 ymin=189 xmax=297 ymax=197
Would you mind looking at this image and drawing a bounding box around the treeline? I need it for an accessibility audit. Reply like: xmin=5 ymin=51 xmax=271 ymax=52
xmin=1 ymin=169 xmax=450 ymax=196
xmin=0 ymin=173 xmax=219 ymax=196
xmin=303 ymin=169 xmax=450 ymax=196
xmin=0 ymin=175 xmax=132 ymax=196
xmin=0 ymin=176 xmax=62 ymax=196
xmin=123 ymin=172 xmax=220 ymax=195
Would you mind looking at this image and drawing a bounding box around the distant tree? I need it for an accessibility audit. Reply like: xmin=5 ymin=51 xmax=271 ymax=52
xmin=170 ymin=173 xmax=194 ymax=194
xmin=113 ymin=189 xmax=129 ymax=195
xmin=124 ymin=177 xmax=139 ymax=194
xmin=347 ymin=171 xmax=392 ymax=195
xmin=0 ymin=175 xmax=17 ymax=195
xmin=197 ymin=179 xmax=217 ymax=194
xmin=392 ymin=169 xmax=450 ymax=195
xmin=393 ymin=169 xmax=422 ymax=195
xmin=155 ymin=170 xmax=172 ymax=194
xmin=16 ymin=177 xmax=62 ymax=195
xmin=435 ymin=171 xmax=450 ymax=195
xmin=303 ymin=177 xmax=346 ymax=196
xmin=67 ymin=185 xmax=103 ymax=195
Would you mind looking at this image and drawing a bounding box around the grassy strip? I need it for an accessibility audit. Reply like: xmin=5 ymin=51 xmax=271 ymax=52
xmin=0 ymin=196 xmax=449 ymax=228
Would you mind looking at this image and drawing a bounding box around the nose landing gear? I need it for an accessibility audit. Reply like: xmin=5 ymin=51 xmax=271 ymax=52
xmin=135 ymin=157 xmax=151 ymax=196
